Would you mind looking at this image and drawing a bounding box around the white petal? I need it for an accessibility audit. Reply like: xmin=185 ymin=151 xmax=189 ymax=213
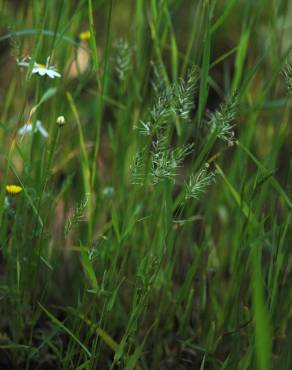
xmin=48 ymin=69 xmax=61 ymax=78
xmin=52 ymin=70 xmax=61 ymax=78
xmin=18 ymin=124 xmax=33 ymax=136
xmin=35 ymin=120 xmax=42 ymax=129
xmin=46 ymin=71 xmax=55 ymax=78
xmin=32 ymin=67 xmax=40 ymax=74
xmin=36 ymin=121 xmax=48 ymax=138
xmin=18 ymin=61 xmax=30 ymax=68
xmin=38 ymin=126 xmax=49 ymax=137
xmin=38 ymin=69 xmax=47 ymax=76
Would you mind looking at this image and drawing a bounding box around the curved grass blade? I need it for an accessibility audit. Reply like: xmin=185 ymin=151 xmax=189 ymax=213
xmin=38 ymin=302 xmax=92 ymax=358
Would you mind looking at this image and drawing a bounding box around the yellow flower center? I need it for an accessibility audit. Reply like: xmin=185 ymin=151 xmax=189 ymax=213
xmin=6 ymin=185 xmax=23 ymax=195
xmin=79 ymin=31 xmax=91 ymax=41
xmin=37 ymin=63 xmax=46 ymax=68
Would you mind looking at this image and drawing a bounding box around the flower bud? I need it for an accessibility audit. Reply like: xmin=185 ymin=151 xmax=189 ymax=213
xmin=57 ymin=115 xmax=66 ymax=127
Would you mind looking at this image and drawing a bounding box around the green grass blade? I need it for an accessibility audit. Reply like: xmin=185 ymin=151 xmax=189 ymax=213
xmin=250 ymin=246 xmax=272 ymax=370
xmin=38 ymin=303 xmax=92 ymax=358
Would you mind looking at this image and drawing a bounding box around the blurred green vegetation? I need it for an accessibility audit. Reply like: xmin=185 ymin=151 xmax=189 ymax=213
xmin=0 ymin=0 xmax=291 ymax=369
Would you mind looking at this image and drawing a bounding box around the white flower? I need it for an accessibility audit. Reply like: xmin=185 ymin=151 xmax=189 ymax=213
xmin=18 ymin=120 xmax=48 ymax=138
xmin=17 ymin=56 xmax=61 ymax=78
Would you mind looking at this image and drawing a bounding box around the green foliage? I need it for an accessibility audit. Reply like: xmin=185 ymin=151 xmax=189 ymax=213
xmin=282 ymin=50 xmax=292 ymax=94
xmin=0 ymin=0 xmax=291 ymax=369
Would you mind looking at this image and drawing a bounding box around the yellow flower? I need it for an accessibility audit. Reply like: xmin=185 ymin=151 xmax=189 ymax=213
xmin=6 ymin=185 xmax=23 ymax=195
xmin=79 ymin=30 xmax=91 ymax=41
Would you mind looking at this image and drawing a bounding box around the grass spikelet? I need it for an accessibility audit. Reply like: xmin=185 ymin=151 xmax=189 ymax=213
xmin=207 ymin=90 xmax=239 ymax=143
xmin=185 ymin=166 xmax=216 ymax=200
xmin=64 ymin=192 xmax=90 ymax=236
xmin=282 ymin=50 xmax=292 ymax=94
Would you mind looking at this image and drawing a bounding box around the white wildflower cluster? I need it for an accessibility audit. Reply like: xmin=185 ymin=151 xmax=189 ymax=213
xmin=207 ymin=91 xmax=238 ymax=144
xmin=16 ymin=55 xmax=62 ymax=139
xmin=113 ymin=38 xmax=132 ymax=81
xmin=185 ymin=166 xmax=216 ymax=200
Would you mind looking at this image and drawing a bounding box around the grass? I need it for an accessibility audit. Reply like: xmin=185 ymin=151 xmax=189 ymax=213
xmin=0 ymin=0 xmax=291 ymax=368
